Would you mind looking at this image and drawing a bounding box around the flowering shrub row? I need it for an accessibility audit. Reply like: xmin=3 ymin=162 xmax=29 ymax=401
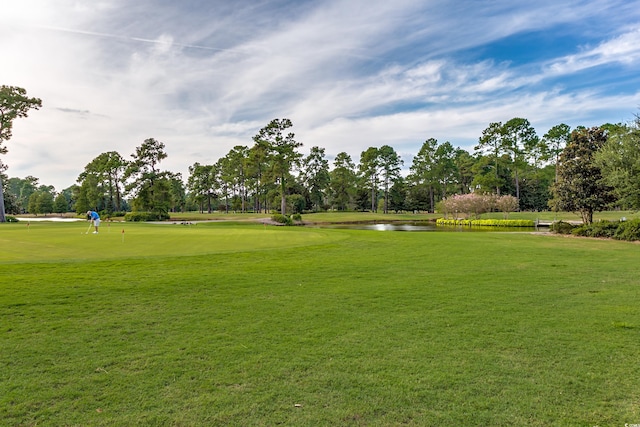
xmin=436 ymin=218 xmax=535 ymax=227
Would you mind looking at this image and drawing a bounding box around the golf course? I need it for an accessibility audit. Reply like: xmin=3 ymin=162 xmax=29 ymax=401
xmin=1 ymin=218 xmax=639 ymax=426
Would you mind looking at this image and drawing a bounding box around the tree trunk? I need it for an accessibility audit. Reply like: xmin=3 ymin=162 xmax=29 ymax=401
xmin=581 ymin=209 xmax=593 ymax=224
xmin=0 ymin=174 xmax=6 ymax=222
xmin=370 ymin=187 xmax=375 ymax=212
xmin=280 ymin=176 xmax=286 ymax=215
xmin=429 ymin=185 xmax=434 ymax=213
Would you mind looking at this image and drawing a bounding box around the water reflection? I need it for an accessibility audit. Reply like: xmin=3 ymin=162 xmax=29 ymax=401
xmin=310 ymin=221 xmax=539 ymax=232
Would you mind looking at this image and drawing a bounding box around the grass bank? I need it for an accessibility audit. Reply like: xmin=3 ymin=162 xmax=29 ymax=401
xmin=1 ymin=222 xmax=639 ymax=425
xmin=163 ymin=210 xmax=640 ymax=224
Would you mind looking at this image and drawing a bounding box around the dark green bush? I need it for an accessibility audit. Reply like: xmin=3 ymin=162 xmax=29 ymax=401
xmin=550 ymin=221 xmax=575 ymax=234
xmin=554 ymin=219 xmax=640 ymax=241
xmin=271 ymin=214 xmax=293 ymax=225
xmin=124 ymin=211 xmax=170 ymax=222
xmin=5 ymin=216 xmax=19 ymax=222
xmin=572 ymin=221 xmax=619 ymax=238
xmin=614 ymin=219 xmax=640 ymax=241
xmin=292 ymin=213 xmax=302 ymax=222
xmin=104 ymin=211 xmax=127 ymax=218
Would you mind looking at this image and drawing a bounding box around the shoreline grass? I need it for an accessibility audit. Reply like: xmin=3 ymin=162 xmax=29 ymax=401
xmin=14 ymin=209 xmax=639 ymax=225
xmin=1 ymin=222 xmax=639 ymax=425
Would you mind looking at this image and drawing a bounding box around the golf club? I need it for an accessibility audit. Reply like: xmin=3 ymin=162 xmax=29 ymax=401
xmin=84 ymin=221 xmax=93 ymax=234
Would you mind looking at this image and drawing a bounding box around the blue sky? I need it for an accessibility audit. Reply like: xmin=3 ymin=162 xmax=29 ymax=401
xmin=2 ymin=0 xmax=640 ymax=191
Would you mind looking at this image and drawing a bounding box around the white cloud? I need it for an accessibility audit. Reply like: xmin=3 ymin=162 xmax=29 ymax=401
xmin=2 ymin=0 xmax=640 ymax=191
xmin=547 ymin=27 xmax=640 ymax=75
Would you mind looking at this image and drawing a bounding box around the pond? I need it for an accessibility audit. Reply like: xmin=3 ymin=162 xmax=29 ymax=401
xmin=308 ymin=221 xmax=543 ymax=232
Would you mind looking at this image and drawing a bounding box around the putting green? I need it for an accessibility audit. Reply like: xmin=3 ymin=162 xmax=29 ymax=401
xmin=0 ymin=221 xmax=346 ymax=263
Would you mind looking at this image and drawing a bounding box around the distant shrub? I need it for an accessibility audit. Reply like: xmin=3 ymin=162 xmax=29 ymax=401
xmin=614 ymin=219 xmax=640 ymax=241
xmin=550 ymin=221 xmax=575 ymax=234
xmin=271 ymin=214 xmax=293 ymax=225
xmin=291 ymin=213 xmax=302 ymax=222
xmin=572 ymin=221 xmax=618 ymax=238
xmin=104 ymin=211 xmax=127 ymax=219
xmin=551 ymin=219 xmax=640 ymax=241
xmin=124 ymin=212 xmax=170 ymax=222
xmin=5 ymin=216 xmax=19 ymax=222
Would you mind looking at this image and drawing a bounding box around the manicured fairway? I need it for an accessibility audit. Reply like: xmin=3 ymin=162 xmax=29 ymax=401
xmin=1 ymin=222 xmax=639 ymax=426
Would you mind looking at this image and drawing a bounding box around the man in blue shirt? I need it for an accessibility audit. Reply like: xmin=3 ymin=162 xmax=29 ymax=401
xmin=87 ymin=210 xmax=100 ymax=234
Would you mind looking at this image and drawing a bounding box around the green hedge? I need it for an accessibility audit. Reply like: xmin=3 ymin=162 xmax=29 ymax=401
xmin=270 ymin=213 xmax=303 ymax=226
xmin=549 ymin=221 xmax=576 ymax=234
xmin=552 ymin=219 xmax=640 ymax=241
xmin=124 ymin=212 xmax=170 ymax=222
xmin=271 ymin=214 xmax=293 ymax=225
xmin=436 ymin=218 xmax=535 ymax=227
xmin=615 ymin=219 xmax=640 ymax=241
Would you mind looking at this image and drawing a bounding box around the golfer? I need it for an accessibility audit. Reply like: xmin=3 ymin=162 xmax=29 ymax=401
xmin=87 ymin=210 xmax=100 ymax=234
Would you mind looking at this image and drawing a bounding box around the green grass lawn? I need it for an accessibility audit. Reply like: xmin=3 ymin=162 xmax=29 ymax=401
xmin=1 ymin=222 xmax=639 ymax=425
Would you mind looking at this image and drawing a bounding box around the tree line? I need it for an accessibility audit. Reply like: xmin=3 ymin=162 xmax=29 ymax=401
xmin=2 ymin=85 xmax=639 ymax=223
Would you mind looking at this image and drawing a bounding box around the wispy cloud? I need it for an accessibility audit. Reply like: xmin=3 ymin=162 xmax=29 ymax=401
xmin=2 ymin=0 xmax=640 ymax=189
xmin=547 ymin=27 xmax=640 ymax=74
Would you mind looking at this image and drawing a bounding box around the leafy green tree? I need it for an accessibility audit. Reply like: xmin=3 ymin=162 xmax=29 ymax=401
xmin=518 ymin=164 xmax=554 ymax=211
xmin=75 ymin=173 xmax=101 ymax=214
xmin=359 ymin=147 xmax=380 ymax=212
xmin=595 ymin=117 xmax=640 ymax=210
xmin=0 ymin=86 xmax=42 ymax=222
xmin=165 ymin=172 xmax=186 ymax=213
xmin=253 ymin=119 xmax=303 ymax=215
xmin=77 ymin=151 xmax=127 ymax=213
xmin=405 ymin=181 xmax=430 ymax=212
xmin=550 ymin=127 xmax=614 ymax=224
xmin=408 ymin=138 xmax=437 ymax=212
xmin=125 ymin=138 xmax=170 ymax=213
xmin=27 ymin=186 xmax=54 ymax=215
xmin=329 ymin=152 xmax=357 ymax=211
xmin=475 ymin=122 xmax=505 ymax=194
xmin=247 ymin=139 xmax=271 ymax=213
xmin=471 ymin=154 xmax=508 ymax=194
xmin=542 ymin=123 xmax=571 ymax=183
xmin=388 ymin=177 xmax=407 ymax=213
xmin=101 ymin=151 xmax=127 ymax=211
xmin=7 ymin=175 xmax=38 ymax=213
xmin=35 ymin=191 xmax=54 ymax=215
xmin=378 ymin=145 xmax=403 ymax=214
xmin=502 ymin=117 xmax=538 ymax=201
xmin=27 ymin=191 xmax=39 ymax=215
xmin=187 ymin=162 xmax=216 ymax=213
xmin=53 ymin=192 xmax=69 ymax=213
xmin=223 ymin=146 xmax=249 ymax=212
xmin=216 ymin=156 xmax=232 ymax=213
xmin=453 ymin=148 xmax=475 ymax=194
xmin=300 ymin=146 xmax=330 ymax=211
xmin=432 ymin=141 xmax=457 ymax=201
xmin=61 ymin=185 xmax=79 ymax=213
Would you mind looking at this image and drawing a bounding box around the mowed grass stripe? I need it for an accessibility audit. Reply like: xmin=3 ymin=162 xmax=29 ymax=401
xmin=1 ymin=225 xmax=639 ymax=425
xmin=0 ymin=222 xmax=345 ymax=263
